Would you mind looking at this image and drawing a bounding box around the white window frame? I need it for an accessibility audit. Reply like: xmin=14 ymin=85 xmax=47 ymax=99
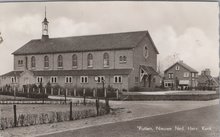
xmin=50 ymin=76 xmax=58 ymax=83
xmin=103 ymin=53 xmax=110 ymax=68
xmin=184 ymin=72 xmax=189 ymax=78
xmin=87 ymin=53 xmax=93 ymax=68
xmin=119 ymin=56 xmax=127 ymax=64
xmin=175 ymin=65 xmax=180 ymax=70
xmin=114 ymin=76 xmax=122 ymax=83
xmin=143 ymin=45 xmax=149 ymax=59
xmin=36 ymin=76 xmax=43 ymax=83
xmin=164 ymin=81 xmax=174 ymax=87
xmin=65 ymin=76 xmax=73 ymax=83
xmin=168 ymin=73 xmax=174 ymax=79
xmin=192 ymin=73 xmax=195 ymax=78
xmin=18 ymin=60 xmax=23 ymax=67
xmin=96 ymin=76 xmax=105 ymax=83
xmin=72 ymin=54 xmax=78 ymax=68
xmin=11 ymin=77 xmax=17 ymax=83
xmin=80 ymin=76 xmax=88 ymax=84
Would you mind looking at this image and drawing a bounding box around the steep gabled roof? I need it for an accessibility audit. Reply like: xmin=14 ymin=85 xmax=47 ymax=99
xmin=13 ymin=30 xmax=159 ymax=55
xmin=140 ymin=65 xmax=158 ymax=75
xmin=198 ymin=74 xmax=212 ymax=83
xmin=164 ymin=61 xmax=198 ymax=73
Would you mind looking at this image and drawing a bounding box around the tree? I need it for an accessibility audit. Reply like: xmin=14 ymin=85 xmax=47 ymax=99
xmin=0 ymin=32 xmax=3 ymax=45
xmin=163 ymin=53 xmax=180 ymax=69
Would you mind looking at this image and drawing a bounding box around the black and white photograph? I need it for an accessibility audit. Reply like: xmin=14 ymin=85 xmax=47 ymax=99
xmin=0 ymin=1 xmax=219 ymax=137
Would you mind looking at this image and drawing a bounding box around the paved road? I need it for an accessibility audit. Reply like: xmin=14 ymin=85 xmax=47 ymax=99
xmin=39 ymin=105 xmax=220 ymax=137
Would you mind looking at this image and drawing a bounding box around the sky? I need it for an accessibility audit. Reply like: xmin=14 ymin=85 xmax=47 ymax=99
xmin=0 ymin=1 xmax=219 ymax=76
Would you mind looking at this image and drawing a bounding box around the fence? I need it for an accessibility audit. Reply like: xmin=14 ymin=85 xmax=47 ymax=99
xmin=0 ymin=101 xmax=107 ymax=130
xmin=0 ymin=86 xmax=121 ymax=100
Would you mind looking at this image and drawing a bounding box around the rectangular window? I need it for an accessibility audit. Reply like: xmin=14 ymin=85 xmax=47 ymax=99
xmin=114 ymin=76 xmax=122 ymax=83
xmin=119 ymin=56 xmax=127 ymax=64
xmin=192 ymin=73 xmax=195 ymax=77
xmin=96 ymin=76 xmax=105 ymax=83
xmin=184 ymin=72 xmax=189 ymax=77
xmin=11 ymin=77 xmax=17 ymax=83
xmin=175 ymin=65 xmax=180 ymax=70
xmin=36 ymin=77 xmax=43 ymax=83
xmin=168 ymin=73 xmax=174 ymax=79
xmin=80 ymin=76 xmax=88 ymax=83
xmin=65 ymin=76 xmax=72 ymax=83
xmin=18 ymin=60 xmax=23 ymax=67
xmin=50 ymin=76 xmax=57 ymax=83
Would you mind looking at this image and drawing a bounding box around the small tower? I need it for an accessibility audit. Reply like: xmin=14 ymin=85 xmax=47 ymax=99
xmin=42 ymin=7 xmax=49 ymax=41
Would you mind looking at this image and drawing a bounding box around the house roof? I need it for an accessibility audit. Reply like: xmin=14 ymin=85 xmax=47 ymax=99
xmin=140 ymin=65 xmax=158 ymax=75
xmin=33 ymin=69 xmax=132 ymax=76
xmin=1 ymin=69 xmax=132 ymax=77
xmin=164 ymin=61 xmax=198 ymax=73
xmin=198 ymin=74 xmax=219 ymax=86
xmin=12 ymin=30 xmax=159 ymax=55
xmin=198 ymin=75 xmax=212 ymax=84
xmin=1 ymin=71 xmax=23 ymax=77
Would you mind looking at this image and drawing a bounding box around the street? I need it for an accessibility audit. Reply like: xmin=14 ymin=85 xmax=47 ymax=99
xmin=38 ymin=104 xmax=220 ymax=137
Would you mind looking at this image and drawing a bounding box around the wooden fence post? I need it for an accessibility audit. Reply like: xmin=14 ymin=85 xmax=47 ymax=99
xmin=104 ymin=88 xmax=107 ymax=98
xmin=83 ymin=88 xmax=86 ymax=105
xmin=27 ymin=87 xmax=30 ymax=98
xmin=74 ymin=88 xmax=76 ymax=96
xmin=96 ymin=99 xmax=99 ymax=116
xmin=70 ymin=102 xmax=73 ymax=120
xmin=58 ymin=88 xmax=60 ymax=96
xmin=93 ymin=89 xmax=96 ymax=97
xmin=13 ymin=104 xmax=17 ymax=127
xmin=116 ymin=90 xmax=119 ymax=99
xmin=14 ymin=87 xmax=16 ymax=100
xmin=51 ymin=87 xmax=53 ymax=95
xmin=65 ymin=88 xmax=67 ymax=104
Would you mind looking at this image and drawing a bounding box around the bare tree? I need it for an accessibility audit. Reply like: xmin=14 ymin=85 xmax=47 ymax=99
xmin=163 ymin=53 xmax=180 ymax=69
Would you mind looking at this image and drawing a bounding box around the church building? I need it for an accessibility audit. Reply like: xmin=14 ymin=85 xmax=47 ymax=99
xmin=0 ymin=11 xmax=159 ymax=91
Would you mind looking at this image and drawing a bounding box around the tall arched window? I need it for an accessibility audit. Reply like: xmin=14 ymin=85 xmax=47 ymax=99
xmin=57 ymin=55 xmax=63 ymax=68
xmin=31 ymin=56 xmax=36 ymax=68
xmin=72 ymin=54 xmax=77 ymax=67
xmin=44 ymin=56 xmax=49 ymax=68
xmin=103 ymin=53 xmax=109 ymax=67
xmin=87 ymin=53 xmax=93 ymax=67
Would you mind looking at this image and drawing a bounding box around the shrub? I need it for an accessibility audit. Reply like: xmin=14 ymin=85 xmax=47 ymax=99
xmin=0 ymin=91 xmax=48 ymax=99
xmin=129 ymin=86 xmax=168 ymax=92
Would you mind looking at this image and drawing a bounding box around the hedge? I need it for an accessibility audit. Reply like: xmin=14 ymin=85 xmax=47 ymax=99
xmin=0 ymin=91 xmax=48 ymax=99
xmin=0 ymin=105 xmax=107 ymax=130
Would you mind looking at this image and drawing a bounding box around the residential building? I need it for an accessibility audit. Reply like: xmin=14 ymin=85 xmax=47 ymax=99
xmin=197 ymin=69 xmax=219 ymax=90
xmin=0 ymin=12 xmax=159 ymax=91
xmin=163 ymin=61 xmax=198 ymax=90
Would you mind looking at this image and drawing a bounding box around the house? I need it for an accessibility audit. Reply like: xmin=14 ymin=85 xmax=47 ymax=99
xmin=197 ymin=69 xmax=219 ymax=90
xmin=163 ymin=61 xmax=198 ymax=90
xmin=0 ymin=11 xmax=159 ymax=92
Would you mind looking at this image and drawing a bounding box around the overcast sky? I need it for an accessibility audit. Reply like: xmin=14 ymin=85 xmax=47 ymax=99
xmin=0 ymin=1 xmax=219 ymax=76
